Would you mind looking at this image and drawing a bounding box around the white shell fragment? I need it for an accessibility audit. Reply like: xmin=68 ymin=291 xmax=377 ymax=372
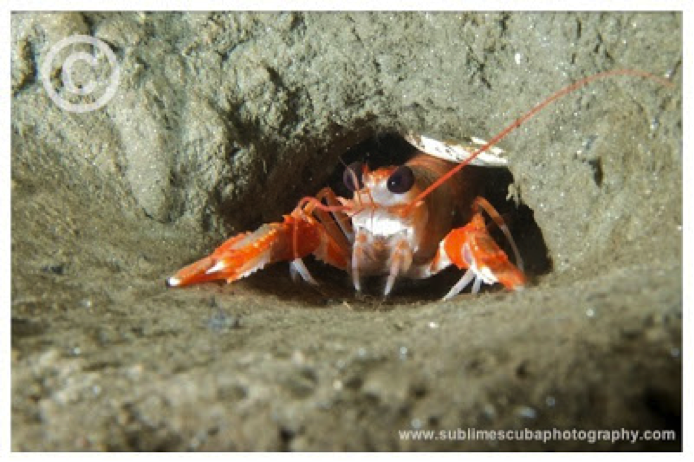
xmin=404 ymin=132 xmax=509 ymax=167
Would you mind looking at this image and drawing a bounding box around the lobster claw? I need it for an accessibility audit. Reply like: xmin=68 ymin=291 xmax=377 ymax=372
xmin=441 ymin=212 xmax=526 ymax=300
xmin=166 ymin=211 xmax=349 ymax=288
xmin=166 ymin=232 xmax=263 ymax=287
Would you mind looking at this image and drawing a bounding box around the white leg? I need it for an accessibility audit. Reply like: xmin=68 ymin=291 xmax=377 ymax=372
xmin=289 ymin=258 xmax=318 ymax=286
xmin=384 ymin=235 xmax=413 ymax=296
xmin=471 ymin=275 xmax=482 ymax=294
xmin=442 ymin=268 xmax=475 ymax=301
xmin=351 ymin=230 xmax=367 ymax=292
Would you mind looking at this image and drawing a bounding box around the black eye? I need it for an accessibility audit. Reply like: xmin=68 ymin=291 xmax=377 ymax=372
xmin=343 ymin=161 xmax=364 ymax=192
xmin=387 ymin=166 xmax=415 ymax=194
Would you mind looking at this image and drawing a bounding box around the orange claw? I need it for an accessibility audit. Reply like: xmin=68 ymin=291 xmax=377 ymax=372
xmin=166 ymin=211 xmax=349 ymax=288
xmin=441 ymin=208 xmax=525 ymax=300
xmin=444 ymin=214 xmax=526 ymax=289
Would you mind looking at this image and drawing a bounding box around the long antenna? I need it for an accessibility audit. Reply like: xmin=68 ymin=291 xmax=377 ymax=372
xmin=403 ymin=69 xmax=674 ymax=215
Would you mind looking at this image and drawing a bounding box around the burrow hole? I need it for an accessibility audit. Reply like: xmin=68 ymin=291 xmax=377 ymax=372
xmin=249 ymin=132 xmax=552 ymax=303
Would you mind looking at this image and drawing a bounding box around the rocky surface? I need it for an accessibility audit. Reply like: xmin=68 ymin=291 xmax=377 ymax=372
xmin=12 ymin=12 xmax=681 ymax=450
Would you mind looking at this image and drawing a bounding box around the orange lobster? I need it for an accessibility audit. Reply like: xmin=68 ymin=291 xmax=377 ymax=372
xmin=166 ymin=70 xmax=672 ymax=299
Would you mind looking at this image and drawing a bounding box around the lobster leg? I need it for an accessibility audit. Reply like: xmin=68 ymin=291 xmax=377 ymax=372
xmin=289 ymin=187 xmax=353 ymax=285
xmin=166 ymin=195 xmax=351 ymax=288
xmin=384 ymin=232 xmax=414 ymax=296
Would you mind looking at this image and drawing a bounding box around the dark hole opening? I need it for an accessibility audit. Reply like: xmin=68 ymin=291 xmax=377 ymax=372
xmin=245 ymin=132 xmax=552 ymax=304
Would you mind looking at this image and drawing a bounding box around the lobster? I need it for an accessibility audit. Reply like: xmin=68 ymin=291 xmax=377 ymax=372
xmin=166 ymin=69 xmax=672 ymax=300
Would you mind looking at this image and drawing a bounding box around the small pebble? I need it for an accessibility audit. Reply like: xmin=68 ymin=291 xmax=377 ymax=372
xmin=517 ymin=405 xmax=537 ymax=419
xmin=291 ymin=350 xmax=305 ymax=365
xmin=483 ymin=403 xmax=497 ymax=419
